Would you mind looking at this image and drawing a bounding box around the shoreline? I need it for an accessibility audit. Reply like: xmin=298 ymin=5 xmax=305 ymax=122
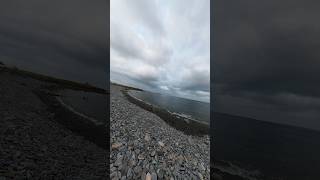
xmin=0 ymin=68 xmax=108 ymax=178
xmin=123 ymin=89 xmax=209 ymax=136
xmin=2 ymin=65 xmax=108 ymax=150
xmin=35 ymin=90 xmax=108 ymax=150
xmin=110 ymin=84 xmax=210 ymax=179
xmin=56 ymin=97 xmax=104 ymax=126
xmin=0 ymin=65 xmax=108 ymax=94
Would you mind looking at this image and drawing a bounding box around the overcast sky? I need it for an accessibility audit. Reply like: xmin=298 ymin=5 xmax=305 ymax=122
xmin=0 ymin=0 xmax=108 ymax=89
xmin=213 ymin=0 xmax=320 ymax=130
xmin=110 ymin=0 xmax=210 ymax=102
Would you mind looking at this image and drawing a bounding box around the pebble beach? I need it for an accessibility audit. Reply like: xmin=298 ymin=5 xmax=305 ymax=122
xmin=110 ymin=84 xmax=210 ymax=180
xmin=0 ymin=67 xmax=108 ymax=179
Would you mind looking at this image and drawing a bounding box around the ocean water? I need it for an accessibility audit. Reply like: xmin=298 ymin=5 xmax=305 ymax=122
xmin=213 ymin=112 xmax=320 ymax=179
xmin=60 ymin=89 xmax=108 ymax=124
xmin=128 ymin=90 xmax=210 ymax=124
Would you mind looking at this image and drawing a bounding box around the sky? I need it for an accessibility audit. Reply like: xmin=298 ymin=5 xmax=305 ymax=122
xmin=213 ymin=0 xmax=320 ymax=130
xmin=110 ymin=0 xmax=210 ymax=103
xmin=0 ymin=0 xmax=108 ymax=89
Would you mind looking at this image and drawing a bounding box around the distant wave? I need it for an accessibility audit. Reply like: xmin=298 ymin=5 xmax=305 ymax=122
xmin=128 ymin=91 xmax=209 ymax=126
xmin=170 ymin=111 xmax=209 ymax=126
xmin=56 ymin=97 xmax=104 ymax=126
xmin=125 ymin=90 xmax=209 ymax=135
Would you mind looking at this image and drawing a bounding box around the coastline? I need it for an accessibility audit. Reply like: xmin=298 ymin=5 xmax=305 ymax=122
xmin=123 ymin=89 xmax=209 ymax=136
xmin=110 ymin=84 xmax=210 ymax=179
xmin=0 ymin=66 xmax=108 ymax=178
xmin=0 ymin=65 xmax=108 ymax=94
xmin=35 ymin=90 xmax=108 ymax=150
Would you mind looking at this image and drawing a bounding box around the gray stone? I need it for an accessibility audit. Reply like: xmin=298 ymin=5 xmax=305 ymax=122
xmin=158 ymin=141 xmax=165 ymax=147
xmin=134 ymin=166 xmax=142 ymax=175
xmin=199 ymin=163 xmax=206 ymax=172
xmin=133 ymin=140 xmax=139 ymax=146
xmin=138 ymin=154 xmax=144 ymax=160
xmin=110 ymin=171 xmax=118 ymax=178
xmin=151 ymin=160 xmax=157 ymax=165
xmin=114 ymin=157 xmax=123 ymax=167
xmin=111 ymin=167 xmax=117 ymax=172
xmin=149 ymin=165 xmax=155 ymax=172
xmin=144 ymin=133 xmax=151 ymax=141
xmin=129 ymin=159 xmax=136 ymax=166
xmin=157 ymin=169 xmax=164 ymax=179
xmin=150 ymin=151 xmax=156 ymax=157
xmin=121 ymin=162 xmax=128 ymax=175
xmin=197 ymin=172 xmax=204 ymax=180
xmin=126 ymin=151 xmax=131 ymax=158
xmin=151 ymin=172 xmax=157 ymax=180
xmin=127 ymin=168 xmax=133 ymax=178
xmin=135 ymin=149 xmax=140 ymax=154
xmin=139 ymin=170 xmax=146 ymax=180
xmin=128 ymin=141 xmax=134 ymax=146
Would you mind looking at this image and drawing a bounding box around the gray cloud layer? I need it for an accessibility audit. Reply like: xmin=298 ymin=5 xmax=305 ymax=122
xmin=111 ymin=0 xmax=210 ymax=102
xmin=213 ymin=0 xmax=320 ymax=129
xmin=0 ymin=0 xmax=108 ymax=89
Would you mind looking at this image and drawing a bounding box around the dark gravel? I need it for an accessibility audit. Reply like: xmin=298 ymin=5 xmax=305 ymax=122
xmin=0 ymin=70 xmax=107 ymax=179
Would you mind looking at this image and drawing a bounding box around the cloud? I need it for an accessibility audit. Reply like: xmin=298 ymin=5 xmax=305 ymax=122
xmin=213 ymin=0 xmax=320 ymax=129
xmin=0 ymin=0 xmax=108 ymax=89
xmin=111 ymin=0 xmax=210 ymax=102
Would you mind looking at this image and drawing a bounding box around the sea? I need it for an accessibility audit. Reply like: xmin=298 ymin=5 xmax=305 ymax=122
xmin=213 ymin=112 xmax=320 ymax=180
xmin=128 ymin=90 xmax=210 ymax=124
xmin=59 ymin=89 xmax=108 ymax=124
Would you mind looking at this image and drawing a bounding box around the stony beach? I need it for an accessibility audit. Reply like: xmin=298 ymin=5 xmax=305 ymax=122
xmin=110 ymin=84 xmax=210 ymax=179
xmin=0 ymin=67 xmax=107 ymax=179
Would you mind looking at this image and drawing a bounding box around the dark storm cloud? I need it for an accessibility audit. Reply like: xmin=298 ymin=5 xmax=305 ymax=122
xmin=0 ymin=0 xmax=108 ymax=88
xmin=177 ymin=68 xmax=210 ymax=92
xmin=214 ymin=0 xmax=320 ymax=129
